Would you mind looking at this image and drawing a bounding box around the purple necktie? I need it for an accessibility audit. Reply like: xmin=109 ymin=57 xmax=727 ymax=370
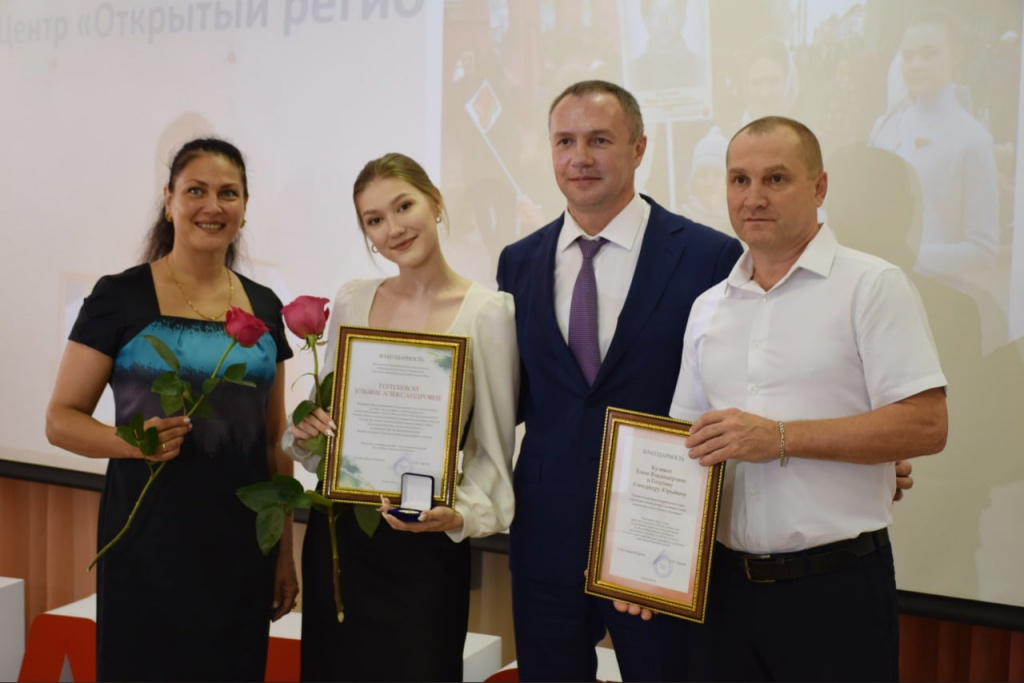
xmin=568 ymin=237 xmax=608 ymax=386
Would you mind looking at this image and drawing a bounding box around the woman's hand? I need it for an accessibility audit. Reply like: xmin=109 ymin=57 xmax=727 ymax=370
xmin=379 ymin=497 xmax=464 ymax=534
xmin=291 ymin=407 xmax=335 ymax=441
xmin=270 ymin=549 xmax=299 ymax=622
xmin=141 ymin=415 xmax=192 ymax=462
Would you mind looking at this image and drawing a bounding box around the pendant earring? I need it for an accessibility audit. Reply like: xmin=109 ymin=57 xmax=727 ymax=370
xmin=241 ymin=219 xmax=246 ymax=228
xmin=164 ymin=211 xmax=172 ymax=223
xmin=371 ymin=244 xmax=379 ymax=253
xmin=435 ymin=215 xmax=442 ymax=224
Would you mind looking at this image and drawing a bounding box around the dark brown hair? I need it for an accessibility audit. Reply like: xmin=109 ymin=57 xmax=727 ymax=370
xmin=141 ymin=138 xmax=249 ymax=266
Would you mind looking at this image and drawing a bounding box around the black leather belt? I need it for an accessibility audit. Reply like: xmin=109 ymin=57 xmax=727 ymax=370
xmin=718 ymin=528 xmax=890 ymax=583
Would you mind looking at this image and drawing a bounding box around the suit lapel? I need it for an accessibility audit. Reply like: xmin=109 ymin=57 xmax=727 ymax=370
xmin=593 ymin=200 xmax=686 ymax=388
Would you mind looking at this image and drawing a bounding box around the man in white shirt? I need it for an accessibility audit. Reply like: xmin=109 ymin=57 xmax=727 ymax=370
xmin=668 ymin=116 xmax=948 ymax=681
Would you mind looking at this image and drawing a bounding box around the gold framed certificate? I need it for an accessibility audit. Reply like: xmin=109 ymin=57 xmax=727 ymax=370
xmin=323 ymin=326 xmax=468 ymax=508
xmin=586 ymin=407 xmax=723 ymax=622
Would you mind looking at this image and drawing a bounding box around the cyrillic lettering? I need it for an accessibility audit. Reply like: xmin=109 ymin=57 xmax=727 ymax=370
xmin=245 ymin=0 xmax=268 ymax=28
xmin=283 ymin=0 xmax=307 ymax=36
xmin=0 ymin=16 xmax=11 ymax=48
xmin=192 ymin=2 xmax=210 ymax=30
xmin=215 ymin=0 xmax=240 ymax=30
xmin=53 ymin=16 xmax=67 ymax=46
xmin=115 ymin=9 xmax=130 ymax=35
xmin=311 ymin=0 xmax=334 ymax=23
xmin=362 ymin=0 xmax=387 ymax=20
xmin=393 ymin=0 xmax=423 ymax=17
xmin=26 ymin=18 xmax=42 ymax=41
xmin=148 ymin=7 xmax=165 ymax=43
xmin=130 ymin=8 xmax=145 ymax=35
xmin=13 ymin=19 xmax=26 ymax=43
xmin=168 ymin=4 xmax=187 ymax=32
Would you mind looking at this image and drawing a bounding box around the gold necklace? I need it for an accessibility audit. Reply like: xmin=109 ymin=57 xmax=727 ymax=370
xmin=166 ymin=255 xmax=234 ymax=321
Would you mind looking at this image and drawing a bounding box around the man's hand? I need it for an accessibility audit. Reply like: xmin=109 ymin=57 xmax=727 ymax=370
xmin=894 ymin=459 xmax=913 ymax=501
xmin=612 ymin=600 xmax=654 ymax=620
xmin=686 ymin=408 xmax=778 ymax=466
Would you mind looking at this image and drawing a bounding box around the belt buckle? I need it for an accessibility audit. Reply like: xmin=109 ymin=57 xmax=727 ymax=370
xmin=742 ymin=555 xmax=776 ymax=583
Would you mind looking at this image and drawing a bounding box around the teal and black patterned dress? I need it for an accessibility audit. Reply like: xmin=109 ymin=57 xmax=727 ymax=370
xmin=70 ymin=263 xmax=292 ymax=682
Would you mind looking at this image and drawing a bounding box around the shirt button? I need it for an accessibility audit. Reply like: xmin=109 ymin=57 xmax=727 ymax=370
xmin=762 ymin=296 xmax=769 ymax=303
xmin=751 ymin=386 xmax=760 ymax=395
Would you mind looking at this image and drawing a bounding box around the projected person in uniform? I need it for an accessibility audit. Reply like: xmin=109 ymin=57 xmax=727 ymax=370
xmin=869 ymin=8 xmax=1003 ymax=332
xmin=630 ymin=0 xmax=706 ymax=91
xmin=621 ymin=117 xmax=948 ymax=682
xmin=46 ymin=138 xmax=298 ymax=681
xmin=284 ymin=153 xmax=518 ymax=682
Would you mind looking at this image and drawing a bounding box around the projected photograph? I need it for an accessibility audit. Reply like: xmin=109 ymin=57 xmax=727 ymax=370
xmin=3 ymin=0 xmax=1024 ymax=630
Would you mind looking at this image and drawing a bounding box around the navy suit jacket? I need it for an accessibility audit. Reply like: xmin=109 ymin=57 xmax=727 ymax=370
xmin=497 ymin=195 xmax=743 ymax=585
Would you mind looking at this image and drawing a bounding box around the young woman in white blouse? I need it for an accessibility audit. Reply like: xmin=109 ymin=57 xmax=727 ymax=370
xmin=285 ymin=153 xmax=518 ymax=682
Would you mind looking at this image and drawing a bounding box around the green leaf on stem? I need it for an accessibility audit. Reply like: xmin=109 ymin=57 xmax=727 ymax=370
xmin=189 ymin=400 xmax=214 ymax=419
xmin=144 ymin=335 xmax=181 ymax=372
xmin=353 ymin=505 xmax=381 ymax=537
xmin=223 ymin=362 xmax=256 ymax=388
xmin=202 ymin=377 xmax=220 ymax=396
xmin=316 ymin=454 xmax=327 ymax=483
xmin=306 ymin=490 xmax=333 ymax=508
xmin=237 ymin=475 xmax=312 ymax=514
xmin=271 ymin=474 xmax=306 ymax=507
xmin=151 ymin=371 xmax=184 ymax=396
xmin=292 ymin=400 xmax=318 ymax=426
xmin=138 ymin=427 xmax=160 ymax=456
xmin=160 ymin=394 xmax=185 ymax=417
xmin=255 ymin=506 xmax=285 ymax=555
xmin=319 ymin=372 xmax=335 ymax=411
xmin=237 ymin=481 xmax=290 ymax=511
xmin=224 ymin=363 xmax=248 ymax=382
xmin=114 ymin=413 xmax=160 ymax=456
xmin=114 ymin=425 xmax=138 ymax=447
xmin=300 ymin=433 xmax=327 ymax=459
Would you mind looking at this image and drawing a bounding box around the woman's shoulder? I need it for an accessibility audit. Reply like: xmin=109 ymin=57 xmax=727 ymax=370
xmin=329 ymin=278 xmax=385 ymax=326
xmin=333 ymin=278 xmax=385 ymax=308
xmin=335 ymin=278 xmax=385 ymax=301
xmin=95 ymin=263 xmax=153 ymax=291
xmin=84 ymin=263 xmax=155 ymax=311
xmin=461 ymin=283 xmax=515 ymax=328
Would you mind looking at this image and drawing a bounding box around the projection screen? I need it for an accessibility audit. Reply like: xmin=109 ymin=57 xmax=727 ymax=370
xmin=2 ymin=0 xmax=1022 ymax=613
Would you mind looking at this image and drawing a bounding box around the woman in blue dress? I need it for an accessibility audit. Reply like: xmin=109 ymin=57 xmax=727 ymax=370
xmin=46 ymin=138 xmax=299 ymax=681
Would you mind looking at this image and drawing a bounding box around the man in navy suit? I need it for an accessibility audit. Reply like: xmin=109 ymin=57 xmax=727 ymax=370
xmin=496 ymin=80 xmax=743 ymax=681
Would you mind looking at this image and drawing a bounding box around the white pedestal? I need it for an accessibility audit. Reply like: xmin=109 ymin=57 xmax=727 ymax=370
xmin=0 ymin=577 xmax=25 ymax=682
xmin=463 ymin=632 xmax=502 ymax=682
xmin=26 ymin=595 xmax=501 ymax=682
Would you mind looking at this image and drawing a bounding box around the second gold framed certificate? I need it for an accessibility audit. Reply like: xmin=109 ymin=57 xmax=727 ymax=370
xmin=323 ymin=325 xmax=468 ymax=508
xmin=586 ymin=407 xmax=723 ymax=622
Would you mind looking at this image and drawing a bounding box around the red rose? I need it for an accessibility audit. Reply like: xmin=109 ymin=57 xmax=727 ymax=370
xmin=281 ymin=296 xmax=331 ymax=339
xmin=225 ymin=307 xmax=270 ymax=347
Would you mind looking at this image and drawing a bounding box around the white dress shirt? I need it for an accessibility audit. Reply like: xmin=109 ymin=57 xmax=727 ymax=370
xmin=554 ymin=194 xmax=651 ymax=360
xmin=670 ymin=225 xmax=947 ymax=554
